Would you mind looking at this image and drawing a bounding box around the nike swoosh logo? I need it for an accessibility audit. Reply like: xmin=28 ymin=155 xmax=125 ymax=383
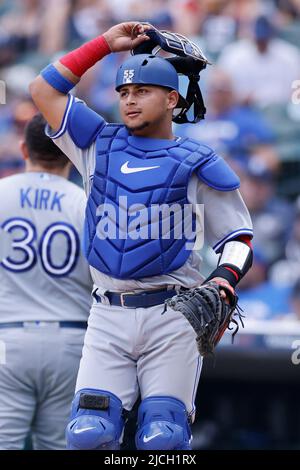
xmin=143 ymin=432 xmax=163 ymax=443
xmin=73 ymin=426 xmax=96 ymax=434
xmin=121 ymin=161 xmax=160 ymax=174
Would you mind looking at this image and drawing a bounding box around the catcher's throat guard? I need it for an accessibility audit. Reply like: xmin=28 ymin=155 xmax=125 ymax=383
xmin=132 ymin=25 xmax=210 ymax=124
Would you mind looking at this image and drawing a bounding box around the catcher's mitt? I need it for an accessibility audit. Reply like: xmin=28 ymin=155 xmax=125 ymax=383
xmin=165 ymin=281 xmax=243 ymax=357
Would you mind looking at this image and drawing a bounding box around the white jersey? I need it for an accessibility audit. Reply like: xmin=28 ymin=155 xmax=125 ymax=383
xmin=0 ymin=172 xmax=92 ymax=322
xmin=46 ymin=97 xmax=253 ymax=293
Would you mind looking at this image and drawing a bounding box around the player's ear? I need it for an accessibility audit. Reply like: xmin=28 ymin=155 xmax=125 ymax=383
xmin=19 ymin=140 xmax=29 ymax=161
xmin=167 ymin=90 xmax=179 ymax=110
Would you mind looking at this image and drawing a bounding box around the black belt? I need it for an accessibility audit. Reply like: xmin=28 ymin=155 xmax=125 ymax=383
xmin=94 ymin=288 xmax=179 ymax=308
xmin=0 ymin=321 xmax=88 ymax=329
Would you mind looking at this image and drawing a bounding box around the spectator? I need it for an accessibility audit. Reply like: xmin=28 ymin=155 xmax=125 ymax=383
xmin=269 ymin=197 xmax=300 ymax=286
xmin=0 ymin=0 xmax=42 ymax=67
xmin=0 ymin=98 xmax=36 ymax=177
xmin=276 ymin=0 xmax=300 ymax=48
xmin=218 ymin=15 xmax=300 ymax=107
xmin=289 ymin=280 xmax=300 ymax=322
xmin=77 ymin=50 xmax=129 ymax=120
xmin=237 ymin=250 xmax=292 ymax=320
xmin=176 ymin=68 xmax=278 ymax=170
xmin=200 ymin=0 xmax=237 ymax=60
xmin=275 ymin=279 xmax=300 ymax=322
xmin=286 ymin=197 xmax=300 ymax=263
xmin=172 ymin=0 xmax=204 ymax=36
xmin=238 ymin=158 xmax=294 ymax=266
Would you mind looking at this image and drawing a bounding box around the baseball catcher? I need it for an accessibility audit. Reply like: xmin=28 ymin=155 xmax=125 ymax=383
xmin=165 ymin=280 xmax=242 ymax=357
xmin=30 ymin=19 xmax=253 ymax=451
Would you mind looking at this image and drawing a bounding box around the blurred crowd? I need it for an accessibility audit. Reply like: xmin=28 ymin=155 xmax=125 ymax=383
xmin=1 ymin=0 xmax=300 ymax=321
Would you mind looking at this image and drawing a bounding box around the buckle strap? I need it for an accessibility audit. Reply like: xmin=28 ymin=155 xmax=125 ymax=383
xmin=59 ymin=321 xmax=88 ymax=329
xmin=104 ymin=288 xmax=178 ymax=309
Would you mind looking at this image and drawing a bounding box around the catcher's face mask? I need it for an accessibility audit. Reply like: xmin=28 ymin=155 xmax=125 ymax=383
xmin=131 ymin=25 xmax=211 ymax=124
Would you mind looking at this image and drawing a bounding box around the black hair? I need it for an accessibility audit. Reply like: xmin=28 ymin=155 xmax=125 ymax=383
xmin=24 ymin=113 xmax=69 ymax=169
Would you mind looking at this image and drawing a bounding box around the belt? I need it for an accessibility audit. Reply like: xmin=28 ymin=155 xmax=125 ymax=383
xmin=0 ymin=321 xmax=88 ymax=329
xmin=96 ymin=288 xmax=179 ymax=308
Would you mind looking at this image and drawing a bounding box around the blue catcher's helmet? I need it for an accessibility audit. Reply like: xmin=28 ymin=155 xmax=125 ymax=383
xmin=116 ymin=26 xmax=210 ymax=124
xmin=115 ymin=54 xmax=188 ymax=109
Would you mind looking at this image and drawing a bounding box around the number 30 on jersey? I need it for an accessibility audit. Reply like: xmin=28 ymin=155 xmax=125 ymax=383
xmin=0 ymin=217 xmax=80 ymax=277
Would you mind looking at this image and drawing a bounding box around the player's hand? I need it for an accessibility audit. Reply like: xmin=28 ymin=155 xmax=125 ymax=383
xmin=103 ymin=22 xmax=151 ymax=53
xmin=208 ymin=277 xmax=234 ymax=305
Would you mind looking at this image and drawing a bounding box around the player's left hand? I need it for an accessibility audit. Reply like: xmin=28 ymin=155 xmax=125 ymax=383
xmin=208 ymin=277 xmax=235 ymax=305
xmin=103 ymin=22 xmax=151 ymax=53
xmin=165 ymin=280 xmax=240 ymax=357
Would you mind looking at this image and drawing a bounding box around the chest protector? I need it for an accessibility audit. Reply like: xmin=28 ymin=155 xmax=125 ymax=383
xmin=84 ymin=125 xmax=239 ymax=279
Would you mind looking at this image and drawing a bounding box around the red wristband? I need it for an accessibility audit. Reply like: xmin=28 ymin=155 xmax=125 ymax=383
xmin=59 ymin=35 xmax=111 ymax=77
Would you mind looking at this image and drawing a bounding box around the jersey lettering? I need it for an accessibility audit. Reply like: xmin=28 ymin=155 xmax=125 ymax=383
xmin=20 ymin=188 xmax=65 ymax=212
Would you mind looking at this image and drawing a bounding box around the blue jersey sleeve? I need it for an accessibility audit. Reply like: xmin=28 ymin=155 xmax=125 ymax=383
xmin=46 ymin=95 xmax=106 ymax=149
xmin=67 ymin=99 xmax=106 ymax=149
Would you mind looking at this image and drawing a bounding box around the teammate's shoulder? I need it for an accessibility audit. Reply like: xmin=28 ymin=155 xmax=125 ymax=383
xmin=0 ymin=172 xmax=26 ymax=188
xmin=59 ymin=177 xmax=86 ymax=196
xmin=56 ymin=178 xmax=87 ymax=216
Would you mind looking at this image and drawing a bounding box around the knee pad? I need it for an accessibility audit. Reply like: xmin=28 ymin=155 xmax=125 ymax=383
xmin=66 ymin=389 xmax=124 ymax=450
xmin=135 ymin=396 xmax=192 ymax=450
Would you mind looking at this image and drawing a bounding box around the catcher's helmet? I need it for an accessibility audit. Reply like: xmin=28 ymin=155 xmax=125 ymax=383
xmin=115 ymin=54 xmax=188 ymax=109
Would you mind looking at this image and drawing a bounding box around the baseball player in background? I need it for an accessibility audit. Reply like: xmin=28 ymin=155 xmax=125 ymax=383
xmin=30 ymin=22 xmax=253 ymax=450
xmin=0 ymin=114 xmax=92 ymax=450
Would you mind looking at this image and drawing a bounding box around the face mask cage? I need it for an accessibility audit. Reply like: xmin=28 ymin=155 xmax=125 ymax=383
xmin=131 ymin=24 xmax=211 ymax=123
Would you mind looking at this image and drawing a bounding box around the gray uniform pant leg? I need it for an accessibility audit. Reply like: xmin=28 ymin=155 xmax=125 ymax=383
xmin=0 ymin=329 xmax=36 ymax=450
xmin=76 ymin=302 xmax=201 ymax=417
xmin=0 ymin=327 xmax=85 ymax=450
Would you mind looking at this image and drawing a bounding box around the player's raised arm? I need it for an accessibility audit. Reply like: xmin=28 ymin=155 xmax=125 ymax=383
xmin=29 ymin=22 xmax=151 ymax=132
xmin=29 ymin=63 xmax=79 ymax=132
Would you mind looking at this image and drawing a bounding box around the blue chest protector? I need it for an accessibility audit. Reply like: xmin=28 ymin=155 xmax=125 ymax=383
xmin=84 ymin=125 xmax=239 ymax=279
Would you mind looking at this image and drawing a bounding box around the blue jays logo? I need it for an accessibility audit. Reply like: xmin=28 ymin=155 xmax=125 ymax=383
xmin=123 ymin=69 xmax=135 ymax=84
